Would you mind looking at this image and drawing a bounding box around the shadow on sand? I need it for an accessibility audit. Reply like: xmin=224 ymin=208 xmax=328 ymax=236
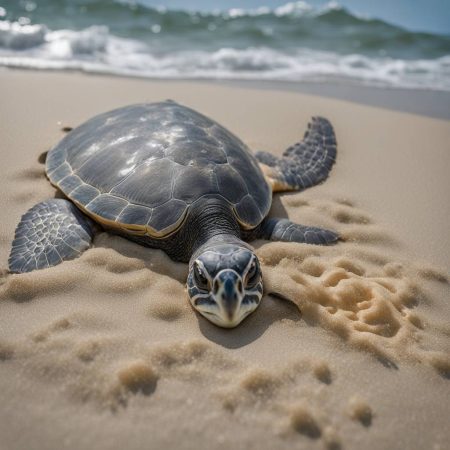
xmin=196 ymin=294 xmax=301 ymax=349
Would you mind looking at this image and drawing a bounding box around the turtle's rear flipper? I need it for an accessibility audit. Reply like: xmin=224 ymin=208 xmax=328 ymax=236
xmin=9 ymin=199 xmax=96 ymax=273
xmin=255 ymin=117 xmax=337 ymax=192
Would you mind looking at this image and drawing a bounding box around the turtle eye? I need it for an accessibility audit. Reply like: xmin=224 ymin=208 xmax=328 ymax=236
xmin=194 ymin=263 xmax=209 ymax=290
xmin=246 ymin=260 xmax=260 ymax=288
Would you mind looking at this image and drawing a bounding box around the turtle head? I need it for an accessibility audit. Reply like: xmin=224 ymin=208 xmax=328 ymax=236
xmin=187 ymin=244 xmax=263 ymax=328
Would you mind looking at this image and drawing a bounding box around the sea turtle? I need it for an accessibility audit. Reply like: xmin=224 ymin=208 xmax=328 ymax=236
xmin=9 ymin=101 xmax=338 ymax=328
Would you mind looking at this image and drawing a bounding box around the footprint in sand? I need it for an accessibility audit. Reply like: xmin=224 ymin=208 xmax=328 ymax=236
xmin=258 ymin=197 xmax=449 ymax=374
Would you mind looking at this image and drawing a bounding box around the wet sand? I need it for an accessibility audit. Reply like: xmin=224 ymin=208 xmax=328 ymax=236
xmin=0 ymin=70 xmax=449 ymax=450
xmin=228 ymin=79 xmax=450 ymax=120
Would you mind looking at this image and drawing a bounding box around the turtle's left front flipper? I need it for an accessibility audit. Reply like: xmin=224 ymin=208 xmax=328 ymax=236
xmin=247 ymin=218 xmax=338 ymax=245
xmin=255 ymin=116 xmax=337 ymax=192
xmin=9 ymin=199 xmax=96 ymax=273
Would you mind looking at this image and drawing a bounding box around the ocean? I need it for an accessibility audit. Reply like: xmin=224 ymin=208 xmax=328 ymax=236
xmin=0 ymin=0 xmax=449 ymax=90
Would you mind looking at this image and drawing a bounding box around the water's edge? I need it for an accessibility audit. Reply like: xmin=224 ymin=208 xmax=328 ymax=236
xmin=226 ymin=79 xmax=450 ymax=120
xmin=2 ymin=66 xmax=448 ymax=120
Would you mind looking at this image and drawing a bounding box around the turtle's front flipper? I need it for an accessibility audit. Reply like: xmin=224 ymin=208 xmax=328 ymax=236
xmin=255 ymin=117 xmax=336 ymax=192
xmin=9 ymin=199 xmax=96 ymax=273
xmin=248 ymin=218 xmax=338 ymax=245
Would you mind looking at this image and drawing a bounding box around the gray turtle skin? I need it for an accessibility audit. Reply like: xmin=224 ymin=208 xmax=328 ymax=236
xmin=9 ymin=101 xmax=339 ymax=328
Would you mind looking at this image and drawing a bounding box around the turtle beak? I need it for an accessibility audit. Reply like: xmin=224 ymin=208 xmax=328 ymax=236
xmin=213 ymin=270 xmax=244 ymax=326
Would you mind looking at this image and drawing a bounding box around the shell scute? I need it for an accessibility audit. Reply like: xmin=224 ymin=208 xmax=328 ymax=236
xmin=166 ymin=141 xmax=227 ymax=166
xmin=58 ymin=174 xmax=82 ymax=195
xmin=110 ymin=158 xmax=174 ymax=208
xmin=117 ymin=204 xmax=153 ymax=227
xmin=215 ymin=164 xmax=248 ymax=204
xmin=85 ymin=194 xmax=128 ymax=221
xmin=235 ymin=194 xmax=264 ymax=228
xmin=172 ymin=165 xmax=218 ymax=204
xmin=149 ymin=199 xmax=187 ymax=234
xmin=70 ymin=184 xmax=100 ymax=206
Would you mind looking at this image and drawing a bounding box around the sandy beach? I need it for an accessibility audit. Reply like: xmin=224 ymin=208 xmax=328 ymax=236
xmin=0 ymin=70 xmax=449 ymax=450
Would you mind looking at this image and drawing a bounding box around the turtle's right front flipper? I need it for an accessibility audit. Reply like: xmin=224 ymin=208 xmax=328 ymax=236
xmin=246 ymin=218 xmax=339 ymax=245
xmin=9 ymin=199 xmax=96 ymax=273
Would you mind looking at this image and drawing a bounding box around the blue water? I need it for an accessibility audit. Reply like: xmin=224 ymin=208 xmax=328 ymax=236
xmin=0 ymin=0 xmax=449 ymax=90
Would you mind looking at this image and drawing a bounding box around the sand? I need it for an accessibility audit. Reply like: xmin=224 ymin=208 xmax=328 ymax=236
xmin=0 ymin=70 xmax=449 ymax=450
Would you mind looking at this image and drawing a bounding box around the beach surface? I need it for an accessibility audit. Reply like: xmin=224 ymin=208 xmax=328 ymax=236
xmin=0 ymin=70 xmax=449 ymax=450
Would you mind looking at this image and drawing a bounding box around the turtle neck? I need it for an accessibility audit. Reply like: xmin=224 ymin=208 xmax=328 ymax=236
xmin=187 ymin=197 xmax=249 ymax=264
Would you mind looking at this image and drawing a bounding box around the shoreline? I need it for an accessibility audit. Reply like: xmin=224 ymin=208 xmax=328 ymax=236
xmin=1 ymin=67 xmax=449 ymax=120
xmin=225 ymin=79 xmax=450 ymax=120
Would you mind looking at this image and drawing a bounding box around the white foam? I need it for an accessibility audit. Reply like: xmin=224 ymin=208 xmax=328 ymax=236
xmin=0 ymin=20 xmax=449 ymax=91
xmin=221 ymin=1 xmax=343 ymax=18
xmin=0 ymin=20 xmax=47 ymax=49
xmin=221 ymin=1 xmax=340 ymax=18
xmin=274 ymin=1 xmax=314 ymax=17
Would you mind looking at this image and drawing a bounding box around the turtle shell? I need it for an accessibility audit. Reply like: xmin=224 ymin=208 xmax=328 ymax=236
xmin=46 ymin=101 xmax=271 ymax=237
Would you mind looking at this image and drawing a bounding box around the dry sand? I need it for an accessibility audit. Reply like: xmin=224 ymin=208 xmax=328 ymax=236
xmin=0 ymin=70 xmax=449 ymax=450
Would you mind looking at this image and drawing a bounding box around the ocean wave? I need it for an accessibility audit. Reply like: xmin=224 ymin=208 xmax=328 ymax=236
xmin=0 ymin=0 xmax=449 ymax=90
xmin=2 ymin=0 xmax=450 ymax=58
xmin=0 ymin=20 xmax=449 ymax=91
xmin=0 ymin=20 xmax=47 ymax=49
